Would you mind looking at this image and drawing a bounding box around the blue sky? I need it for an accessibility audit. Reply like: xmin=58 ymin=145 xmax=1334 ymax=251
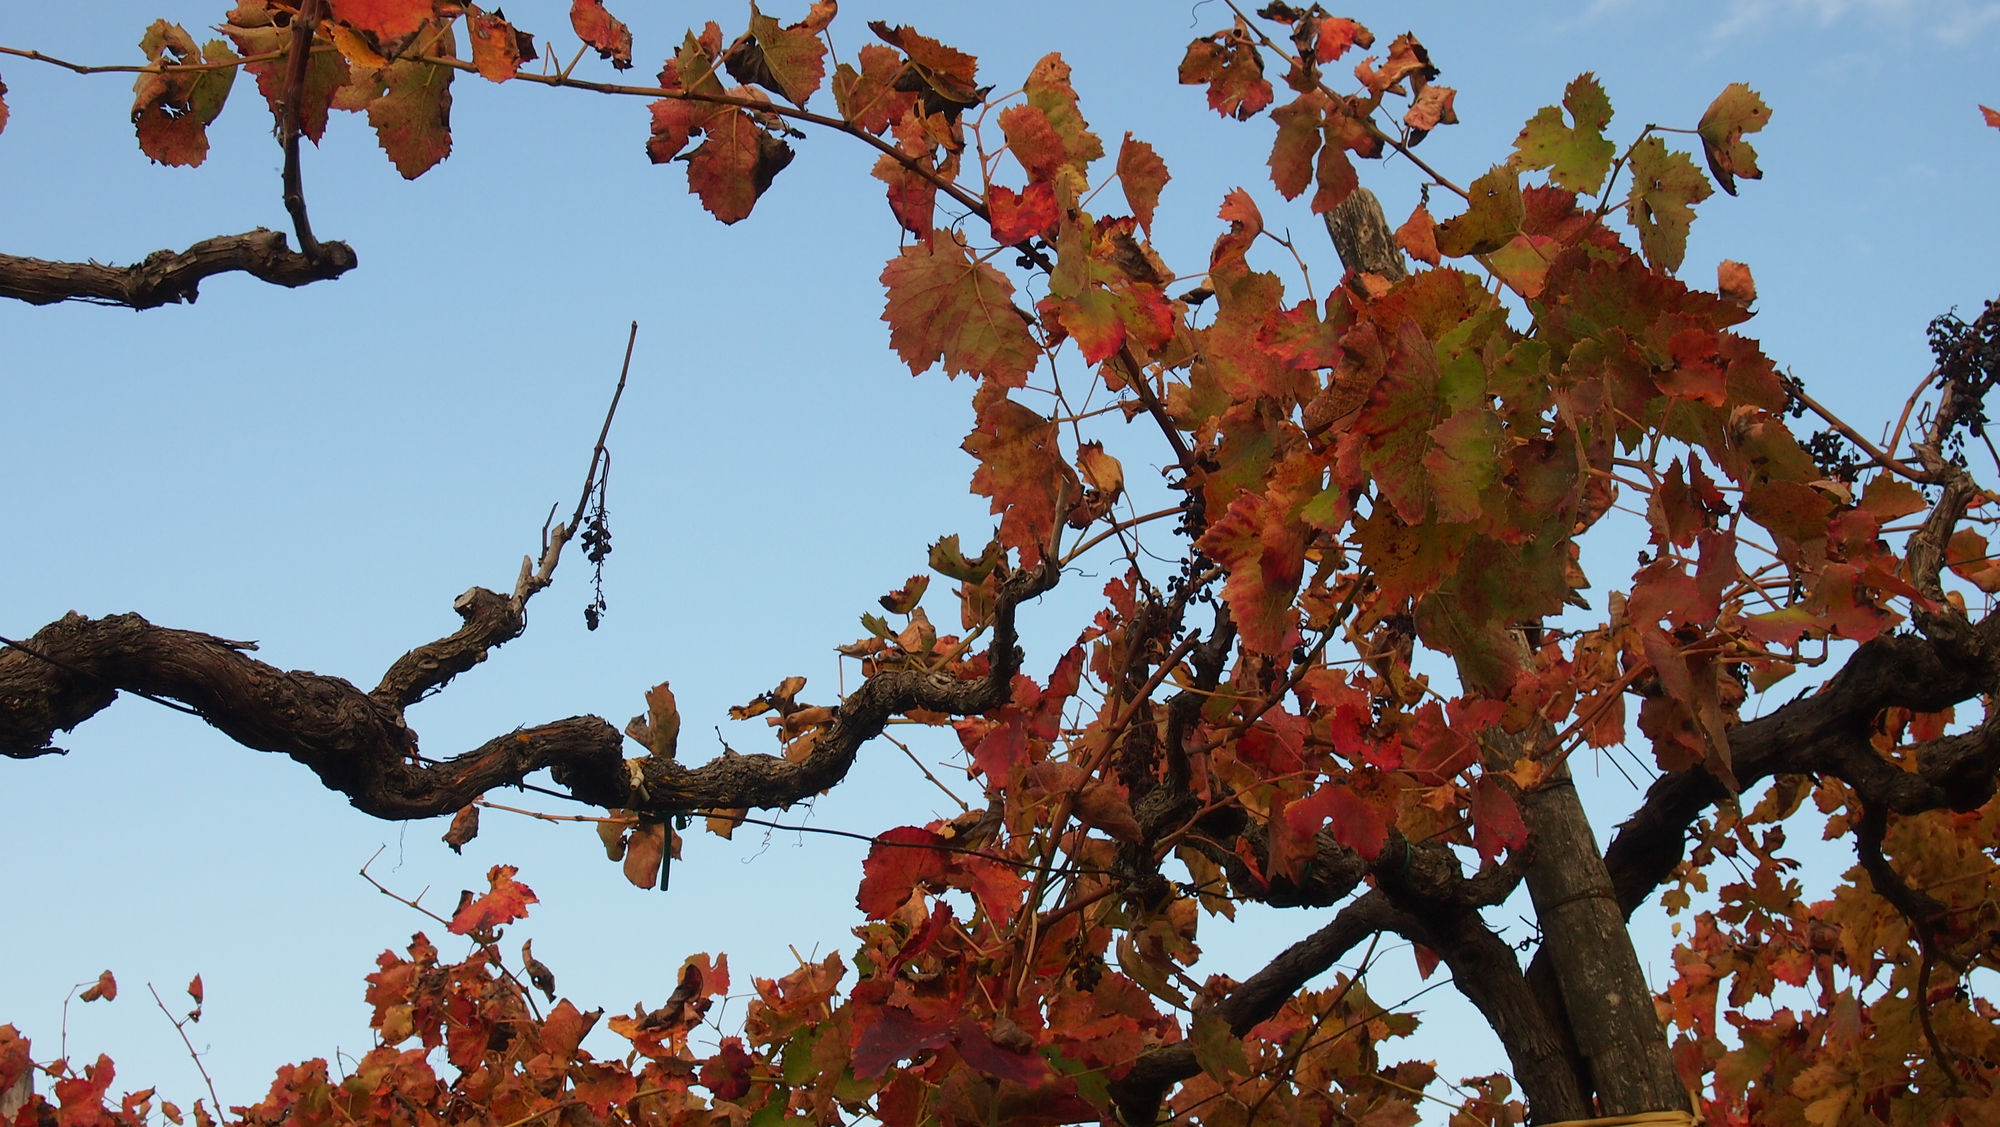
xmin=2 ymin=1 xmax=1996 ymax=1121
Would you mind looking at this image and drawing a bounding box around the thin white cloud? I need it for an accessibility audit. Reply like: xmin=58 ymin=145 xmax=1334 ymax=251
xmin=1709 ymin=0 xmax=2000 ymax=44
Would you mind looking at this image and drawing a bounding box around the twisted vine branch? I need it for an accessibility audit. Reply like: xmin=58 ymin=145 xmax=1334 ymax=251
xmin=0 ymin=561 xmax=1057 ymax=819
xmin=0 ymin=231 xmax=354 ymax=309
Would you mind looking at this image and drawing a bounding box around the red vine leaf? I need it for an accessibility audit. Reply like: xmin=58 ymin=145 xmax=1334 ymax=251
xmin=852 ymin=1008 xmax=955 ymax=1077
xmin=1268 ymin=93 xmax=1323 ymax=200
xmin=327 ymin=0 xmax=432 ymax=40
xmin=0 ymin=1026 xmax=30 ymax=1095
xmin=569 ymin=0 xmax=633 ymax=70
xmin=964 ymin=381 xmax=1077 ymax=567
xmin=222 ymin=3 xmax=351 ymax=143
xmin=1180 ymin=20 xmax=1273 ymax=121
xmin=466 ymin=7 xmax=536 ymax=83
xmin=1197 ymin=489 xmax=1308 ymax=655
xmin=131 ymin=23 xmax=238 ymax=168
xmin=1396 ymin=204 xmax=1440 ymax=266
xmin=79 ymin=970 xmax=118 ymax=1003
xmin=954 ymin=1023 xmax=1048 ymax=1084
xmin=1117 ymin=134 xmax=1170 ymax=233
xmin=52 ymin=1055 xmax=118 ymax=1117
xmin=448 ymin=864 xmax=539 ymax=934
xmin=856 ymin=826 xmax=953 ymax=918
xmin=1403 ymin=702 xmax=1480 ymax=786
xmin=988 ymin=182 xmax=1059 ymax=246
xmin=698 ymin=1037 xmax=754 ymax=1100
xmin=880 ymin=235 xmax=1040 ymax=387
xmin=833 ymin=43 xmax=917 ymax=134
xmin=1312 ymin=141 xmax=1358 ymax=214
xmin=874 ymin=153 xmax=936 ymax=236
xmin=653 ymin=101 xmax=795 ymax=225
xmin=1286 ymin=780 xmax=1388 ymax=861
xmin=1469 ymin=776 xmax=1528 ymax=862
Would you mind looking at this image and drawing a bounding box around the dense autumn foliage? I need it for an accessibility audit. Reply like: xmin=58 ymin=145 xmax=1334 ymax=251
xmin=6 ymin=4 xmax=2000 ymax=1127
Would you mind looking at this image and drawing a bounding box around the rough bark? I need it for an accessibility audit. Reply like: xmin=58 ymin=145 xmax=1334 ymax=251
xmin=1517 ymin=767 xmax=1686 ymax=1116
xmin=1321 ymin=187 xmax=1408 ymax=283
xmin=0 ymin=230 xmax=355 ymax=309
xmin=373 ymin=586 xmax=528 ymax=711
xmin=1604 ymin=622 xmax=2000 ymax=918
xmin=0 ymin=1072 xmax=27 ymax=1127
xmin=1371 ymin=838 xmax=1592 ymax=1122
xmin=0 ymin=563 xmax=1057 ymax=819
xmin=1391 ymin=897 xmax=1590 ymax=1124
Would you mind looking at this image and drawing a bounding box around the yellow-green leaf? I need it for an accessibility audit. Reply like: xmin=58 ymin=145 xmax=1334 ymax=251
xmin=1697 ymin=82 xmax=1770 ymax=196
xmin=1433 ymin=164 xmax=1523 ymax=258
xmin=1623 ymin=137 xmax=1710 ymax=272
xmin=1511 ymin=73 xmax=1616 ymax=194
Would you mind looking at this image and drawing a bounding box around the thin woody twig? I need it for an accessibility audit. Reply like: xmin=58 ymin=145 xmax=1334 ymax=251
xmin=1787 ymin=377 xmax=1943 ymax=484
xmin=147 ymin=983 xmax=223 ymax=1115
xmin=358 ymin=846 xmax=453 ymax=927
xmin=476 ymin=795 xmax=1101 ymax=877
xmin=1116 ymin=342 xmax=1200 ymax=484
xmin=0 ymin=43 xmax=301 ymax=75
xmin=880 ymin=730 xmax=971 ymax=812
xmin=513 ymin=321 xmax=638 ymax=610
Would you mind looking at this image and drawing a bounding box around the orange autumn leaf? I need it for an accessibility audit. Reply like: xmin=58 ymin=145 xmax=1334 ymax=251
xmin=881 ymin=235 xmax=1041 ymax=388
xmin=448 ymin=864 xmax=538 ymax=934
xmin=1718 ymin=259 xmax=1756 ymax=305
xmin=327 ymin=0 xmax=432 ymax=40
xmin=79 ymin=970 xmax=117 ymax=1003
xmin=1117 ymin=134 xmax=1170 ymax=234
xmin=569 ymin=0 xmax=632 ymax=70
xmin=963 ymin=381 xmax=1077 ymax=567
xmin=1396 ymin=203 xmax=1440 ymax=266
xmin=1197 ymin=488 xmax=1308 ymax=655
xmin=466 ymin=7 xmax=536 ymax=83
